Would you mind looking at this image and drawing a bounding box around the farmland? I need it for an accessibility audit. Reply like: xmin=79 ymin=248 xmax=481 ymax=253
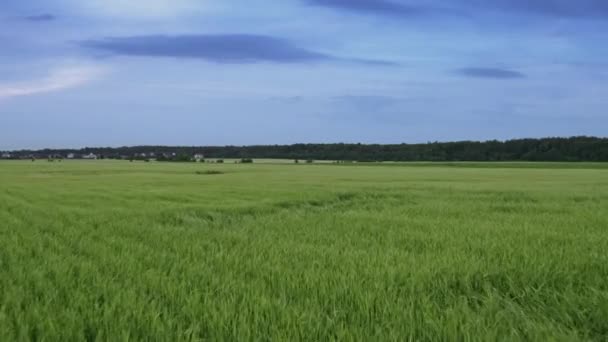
xmin=1 ymin=161 xmax=607 ymax=341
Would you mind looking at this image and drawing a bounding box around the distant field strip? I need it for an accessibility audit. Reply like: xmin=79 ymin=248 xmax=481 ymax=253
xmin=1 ymin=161 xmax=607 ymax=340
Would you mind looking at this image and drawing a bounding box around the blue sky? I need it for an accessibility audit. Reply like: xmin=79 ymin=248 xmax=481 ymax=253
xmin=1 ymin=0 xmax=607 ymax=149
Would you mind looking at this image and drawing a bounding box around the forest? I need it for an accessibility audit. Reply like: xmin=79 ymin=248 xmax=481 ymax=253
xmin=3 ymin=137 xmax=608 ymax=162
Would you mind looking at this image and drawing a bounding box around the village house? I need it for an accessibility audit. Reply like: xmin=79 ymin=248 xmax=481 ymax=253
xmin=194 ymin=154 xmax=205 ymax=162
xmin=1 ymin=152 xmax=11 ymax=159
xmin=82 ymin=153 xmax=98 ymax=160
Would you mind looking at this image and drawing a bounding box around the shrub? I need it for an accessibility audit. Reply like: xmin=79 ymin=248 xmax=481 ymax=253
xmin=196 ymin=170 xmax=224 ymax=175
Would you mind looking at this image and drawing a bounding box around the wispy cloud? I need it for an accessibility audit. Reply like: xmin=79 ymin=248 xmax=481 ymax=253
xmin=0 ymin=66 xmax=104 ymax=100
xmin=80 ymin=34 xmax=395 ymax=65
xmin=24 ymin=14 xmax=56 ymax=21
xmin=457 ymin=67 xmax=526 ymax=79
xmin=305 ymin=0 xmax=427 ymax=17
xmin=81 ymin=34 xmax=329 ymax=63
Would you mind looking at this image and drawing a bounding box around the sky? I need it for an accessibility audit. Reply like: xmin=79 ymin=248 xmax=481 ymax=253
xmin=1 ymin=0 xmax=607 ymax=149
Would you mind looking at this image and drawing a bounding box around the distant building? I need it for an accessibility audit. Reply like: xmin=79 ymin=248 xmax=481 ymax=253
xmin=67 ymin=153 xmax=75 ymax=159
xmin=82 ymin=153 xmax=98 ymax=160
xmin=194 ymin=154 xmax=205 ymax=162
xmin=1 ymin=152 xmax=11 ymax=159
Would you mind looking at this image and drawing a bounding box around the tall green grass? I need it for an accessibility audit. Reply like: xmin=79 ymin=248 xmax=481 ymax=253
xmin=1 ymin=161 xmax=607 ymax=340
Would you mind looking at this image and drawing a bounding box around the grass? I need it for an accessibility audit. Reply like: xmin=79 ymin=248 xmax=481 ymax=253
xmin=1 ymin=160 xmax=607 ymax=341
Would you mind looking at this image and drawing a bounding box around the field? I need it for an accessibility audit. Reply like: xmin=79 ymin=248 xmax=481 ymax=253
xmin=1 ymin=161 xmax=607 ymax=341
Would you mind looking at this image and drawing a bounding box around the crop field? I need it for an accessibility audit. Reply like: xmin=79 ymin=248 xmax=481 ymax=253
xmin=1 ymin=160 xmax=607 ymax=341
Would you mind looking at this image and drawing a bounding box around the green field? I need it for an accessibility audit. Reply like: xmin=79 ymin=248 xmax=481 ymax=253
xmin=1 ymin=161 xmax=607 ymax=341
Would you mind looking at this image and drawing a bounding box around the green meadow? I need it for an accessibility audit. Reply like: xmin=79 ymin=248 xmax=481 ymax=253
xmin=1 ymin=160 xmax=607 ymax=341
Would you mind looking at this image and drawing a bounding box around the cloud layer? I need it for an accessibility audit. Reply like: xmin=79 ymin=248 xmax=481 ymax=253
xmin=458 ymin=67 xmax=526 ymax=79
xmin=305 ymin=0 xmax=608 ymax=19
xmin=24 ymin=14 xmax=56 ymax=21
xmin=305 ymin=0 xmax=426 ymax=17
xmin=80 ymin=34 xmax=332 ymax=63
xmin=80 ymin=34 xmax=395 ymax=65
xmin=472 ymin=0 xmax=608 ymax=18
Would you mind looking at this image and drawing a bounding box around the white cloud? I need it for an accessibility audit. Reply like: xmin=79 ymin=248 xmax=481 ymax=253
xmin=0 ymin=66 xmax=105 ymax=100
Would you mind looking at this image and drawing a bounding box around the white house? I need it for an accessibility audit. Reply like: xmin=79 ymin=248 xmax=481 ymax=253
xmin=194 ymin=154 xmax=205 ymax=162
xmin=82 ymin=153 xmax=98 ymax=160
xmin=67 ymin=153 xmax=75 ymax=159
xmin=1 ymin=152 xmax=11 ymax=159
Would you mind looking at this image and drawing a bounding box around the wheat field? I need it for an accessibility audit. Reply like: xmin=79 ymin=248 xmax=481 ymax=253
xmin=1 ymin=161 xmax=607 ymax=341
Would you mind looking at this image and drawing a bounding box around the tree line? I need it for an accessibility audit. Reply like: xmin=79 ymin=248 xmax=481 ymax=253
xmin=4 ymin=137 xmax=608 ymax=162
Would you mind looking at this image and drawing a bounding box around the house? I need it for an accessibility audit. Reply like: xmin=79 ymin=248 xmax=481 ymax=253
xmin=194 ymin=154 xmax=205 ymax=162
xmin=82 ymin=153 xmax=98 ymax=160
xmin=1 ymin=152 xmax=11 ymax=159
xmin=67 ymin=153 xmax=75 ymax=159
